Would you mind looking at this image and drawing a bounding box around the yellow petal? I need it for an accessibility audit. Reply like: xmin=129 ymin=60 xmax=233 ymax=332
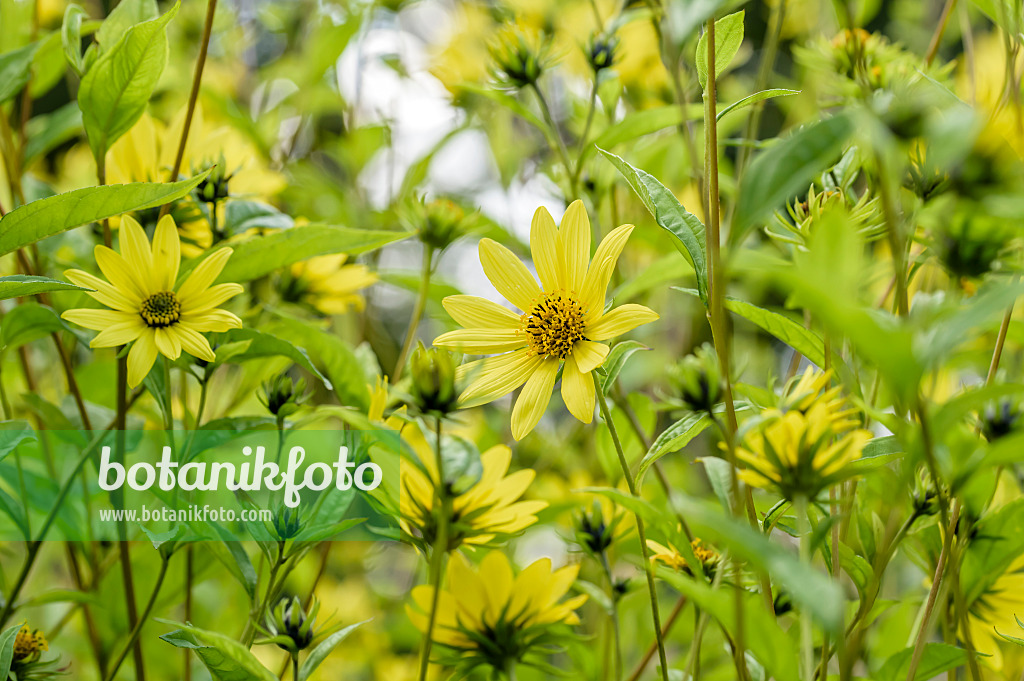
xmin=571 ymin=340 xmax=610 ymax=373
xmin=183 ymin=282 xmax=243 ymax=313
xmin=433 ymin=328 xmax=526 ymax=354
xmin=90 ymin=318 xmax=146 ymax=347
xmin=151 ymin=214 xmax=181 ymax=290
xmin=179 ymin=309 xmax=243 ymax=332
xmin=153 ymin=327 xmax=182 ymax=359
xmin=127 ymin=331 xmax=159 ymax=388
xmin=457 ymin=350 xmax=541 ymax=408
xmin=170 ymin=325 xmax=215 ymax=361
xmin=62 ymin=308 xmax=137 ymax=331
xmin=64 ymin=270 xmax=138 ymax=312
xmin=478 ymin=238 xmax=540 ymax=312
xmin=557 ymin=200 xmax=591 ymax=294
xmin=530 ymin=206 xmax=561 ymax=291
xmin=560 ymin=355 xmax=595 ymax=423
xmin=94 ymin=246 xmax=148 ymax=303
xmin=118 ymin=215 xmax=154 ymax=287
xmin=441 ymin=295 xmax=521 ymax=329
xmin=587 ymin=304 xmax=659 ymax=341
xmin=579 ymin=224 xmax=633 ymax=322
xmin=510 ymin=357 xmax=559 ymax=440
xmin=177 ymin=248 xmax=233 ymax=305
xmin=479 ymin=551 xmax=514 ymax=621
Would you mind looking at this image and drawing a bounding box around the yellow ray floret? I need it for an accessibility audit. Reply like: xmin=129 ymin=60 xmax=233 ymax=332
xmin=433 ymin=200 xmax=658 ymax=439
xmin=407 ymin=551 xmax=586 ymax=652
xmin=62 ymin=215 xmax=243 ymax=388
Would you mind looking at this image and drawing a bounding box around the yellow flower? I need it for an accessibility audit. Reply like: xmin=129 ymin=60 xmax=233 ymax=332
xmin=62 ymin=215 xmax=243 ymax=388
xmin=400 ymin=432 xmax=546 ymax=549
xmin=407 ymin=551 xmax=586 ymax=669
xmin=367 ymin=376 xmax=390 ymax=423
xmin=433 ymin=200 xmax=658 ymax=440
xmin=964 ymin=554 xmax=1024 ymax=670
xmin=281 ymin=254 xmax=377 ymax=315
xmin=782 ymin=367 xmax=860 ymax=432
xmin=648 ymin=537 xmax=719 ymax=575
xmin=12 ymin=623 xmax=48 ymax=663
xmin=735 ymin=399 xmax=871 ymax=501
xmin=105 ymin=108 xmax=286 ymax=252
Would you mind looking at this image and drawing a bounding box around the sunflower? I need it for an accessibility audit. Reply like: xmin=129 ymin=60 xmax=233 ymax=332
xmin=62 ymin=215 xmax=243 ymax=388
xmin=399 ymin=427 xmax=546 ymax=550
xmin=407 ymin=551 xmax=586 ymax=673
xmin=433 ymin=200 xmax=658 ymax=440
xmin=280 ymin=254 xmax=377 ymax=315
xmin=734 ymin=392 xmax=871 ymax=501
xmin=648 ymin=537 xmax=720 ymax=576
xmin=12 ymin=623 xmax=48 ymax=664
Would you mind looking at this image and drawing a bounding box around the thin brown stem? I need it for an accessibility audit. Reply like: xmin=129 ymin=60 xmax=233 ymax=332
xmin=925 ymin=0 xmax=959 ymax=66
xmin=162 ymin=0 xmax=218 ymax=215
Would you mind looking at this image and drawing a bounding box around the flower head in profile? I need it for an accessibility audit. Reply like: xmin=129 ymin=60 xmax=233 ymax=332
xmin=648 ymin=537 xmax=719 ymax=577
xmin=734 ymin=369 xmax=870 ymax=500
xmin=400 ymin=431 xmax=546 ymax=551
xmin=433 ymin=200 xmax=658 ymax=439
xmin=966 ymin=554 xmax=1024 ymax=670
xmin=407 ymin=551 xmax=586 ymax=674
xmin=280 ymin=254 xmax=377 ymax=315
xmin=62 ymin=215 xmax=242 ymax=388
xmin=13 ymin=623 xmax=48 ymax=664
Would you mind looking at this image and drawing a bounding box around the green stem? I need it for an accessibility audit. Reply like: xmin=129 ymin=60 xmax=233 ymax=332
xmin=572 ymin=78 xmax=599 ymax=190
xmin=290 ymin=653 xmax=299 ymax=681
xmin=599 ymin=552 xmax=623 ymax=681
xmin=904 ymin=501 xmax=960 ymax=681
xmin=104 ymin=557 xmax=170 ymax=681
xmin=393 ymin=246 xmax=435 ymax=380
xmin=417 ymin=416 xmax=451 ymax=681
xmin=796 ymin=495 xmax=814 ymax=681
xmin=0 ymin=424 xmax=115 ymax=626
xmin=595 ymin=381 xmax=670 ymax=681
xmin=245 ymin=546 xmax=285 ymax=647
xmin=530 ymin=83 xmax=577 ymax=197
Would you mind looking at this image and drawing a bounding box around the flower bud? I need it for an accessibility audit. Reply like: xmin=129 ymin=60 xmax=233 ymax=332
xmin=412 ymin=197 xmax=468 ymax=251
xmin=195 ymin=155 xmax=233 ymax=204
xmin=263 ymin=597 xmax=320 ymax=653
xmin=409 ymin=343 xmax=458 ymax=416
xmin=587 ymin=33 xmax=618 ymax=72
xmin=575 ymin=502 xmax=615 ymax=555
xmin=671 ymin=344 xmax=723 ymax=413
xmin=982 ymin=400 xmax=1021 ymax=442
xmin=259 ymin=375 xmax=309 ymax=421
xmin=489 ymin=28 xmax=548 ymax=89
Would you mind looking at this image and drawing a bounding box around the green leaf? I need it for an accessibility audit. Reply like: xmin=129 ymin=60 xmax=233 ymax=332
xmin=0 ymin=303 xmax=65 ymax=352
xmin=656 ymin=571 xmax=799 ymax=681
xmin=266 ymin=317 xmax=370 ymax=409
xmin=61 ymin=4 xmax=88 ymax=76
xmin=0 ymin=623 xmax=23 ymax=681
xmin=0 ymin=42 xmax=39 ymax=104
xmin=0 ymin=275 xmax=92 ymax=301
xmin=297 ymin=620 xmax=369 ymax=681
xmin=732 ymin=114 xmax=854 ymax=246
xmin=222 ymin=201 xmax=294 ymax=235
xmin=696 ymin=11 xmax=745 ymax=90
xmin=0 ymin=171 xmax=209 ymax=256
xmin=159 ymin=622 xmax=277 ymax=681
xmin=584 ymin=105 xmax=702 ymax=163
xmin=78 ymin=1 xmax=178 ymax=161
xmin=94 ymin=0 xmax=157 ymax=50
xmin=24 ymin=102 xmax=84 ymax=167
xmin=876 ymin=643 xmax=968 ymax=681
xmin=0 ymin=423 xmax=35 ymax=466
xmin=190 ymin=226 xmax=409 ymax=284
xmin=207 ymin=522 xmax=258 ymax=600
xmin=665 ymin=0 xmax=746 ymax=44
xmin=637 ymin=411 xmax=711 ymax=480
xmin=717 ymin=88 xmax=800 ymax=121
xmin=599 ymin=148 xmax=709 ymax=307
xmin=0 ymin=486 xmax=30 ymax=540
xmin=600 ymin=340 xmax=649 ymax=391
xmin=673 ymin=494 xmax=847 ymax=633
xmin=211 ymin=328 xmax=332 ymax=389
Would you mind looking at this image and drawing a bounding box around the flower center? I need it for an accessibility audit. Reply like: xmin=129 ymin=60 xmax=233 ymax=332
xmin=139 ymin=291 xmax=181 ymax=328
xmin=521 ymin=292 xmax=586 ymax=359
